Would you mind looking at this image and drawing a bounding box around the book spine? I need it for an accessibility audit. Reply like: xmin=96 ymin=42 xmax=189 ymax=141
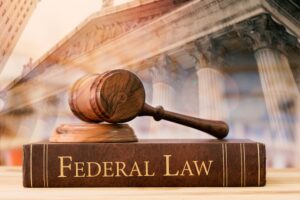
xmin=23 ymin=142 xmax=266 ymax=187
xmin=23 ymin=144 xmax=49 ymax=187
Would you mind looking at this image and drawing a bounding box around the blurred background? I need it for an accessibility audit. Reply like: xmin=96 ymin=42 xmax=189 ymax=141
xmin=0 ymin=0 xmax=299 ymax=168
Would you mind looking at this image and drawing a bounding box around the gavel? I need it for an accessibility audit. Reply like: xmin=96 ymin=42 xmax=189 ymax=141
xmin=69 ymin=69 xmax=229 ymax=139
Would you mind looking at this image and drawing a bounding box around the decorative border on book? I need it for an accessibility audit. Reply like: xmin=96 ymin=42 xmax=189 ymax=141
xmin=43 ymin=144 xmax=45 ymax=187
xmin=240 ymin=143 xmax=246 ymax=186
xmin=30 ymin=144 xmax=33 ymax=187
xmin=257 ymin=143 xmax=260 ymax=186
xmin=43 ymin=144 xmax=49 ymax=187
xmin=222 ymin=144 xmax=228 ymax=187
xmin=47 ymin=144 xmax=49 ymax=187
xmin=30 ymin=144 xmax=49 ymax=187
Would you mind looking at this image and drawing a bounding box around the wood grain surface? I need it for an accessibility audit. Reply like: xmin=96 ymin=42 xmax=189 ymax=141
xmin=140 ymin=103 xmax=229 ymax=139
xmin=0 ymin=167 xmax=299 ymax=200
xmin=69 ymin=74 xmax=102 ymax=123
xmin=94 ymin=69 xmax=145 ymax=123
xmin=50 ymin=123 xmax=137 ymax=143
xmin=69 ymin=69 xmax=229 ymax=139
xmin=69 ymin=69 xmax=145 ymax=123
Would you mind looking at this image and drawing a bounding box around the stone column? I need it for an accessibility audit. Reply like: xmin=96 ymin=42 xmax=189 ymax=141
xmin=296 ymin=99 xmax=300 ymax=166
xmin=30 ymin=95 xmax=60 ymax=142
xmin=128 ymin=69 xmax=153 ymax=137
xmin=294 ymin=63 xmax=300 ymax=166
xmin=243 ymin=16 xmax=300 ymax=167
xmin=194 ymin=41 xmax=227 ymax=121
xmin=291 ymin=51 xmax=300 ymax=166
xmin=150 ymin=54 xmax=177 ymax=135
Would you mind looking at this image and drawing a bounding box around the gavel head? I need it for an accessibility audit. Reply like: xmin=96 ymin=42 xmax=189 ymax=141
xmin=69 ymin=69 xmax=145 ymax=123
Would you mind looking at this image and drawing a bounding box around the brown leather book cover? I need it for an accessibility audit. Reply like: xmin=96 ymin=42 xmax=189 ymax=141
xmin=23 ymin=139 xmax=266 ymax=187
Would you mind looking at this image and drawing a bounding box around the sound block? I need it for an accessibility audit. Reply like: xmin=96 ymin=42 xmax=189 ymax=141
xmin=49 ymin=123 xmax=137 ymax=143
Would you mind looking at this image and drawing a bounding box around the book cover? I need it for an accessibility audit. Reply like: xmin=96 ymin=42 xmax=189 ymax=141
xmin=23 ymin=139 xmax=266 ymax=187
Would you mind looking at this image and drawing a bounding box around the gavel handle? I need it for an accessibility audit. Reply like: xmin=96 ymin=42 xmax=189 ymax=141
xmin=140 ymin=103 xmax=229 ymax=139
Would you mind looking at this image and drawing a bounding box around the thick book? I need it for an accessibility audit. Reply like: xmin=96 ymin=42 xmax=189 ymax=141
xmin=23 ymin=139 xmax=266 ymax=187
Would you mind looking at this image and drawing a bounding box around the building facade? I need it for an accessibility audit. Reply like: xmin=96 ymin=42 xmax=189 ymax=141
xmin=102 ymin=0 xmax=113 ymax=8
xmin=0 ymin=0 xmax=38 ymax=72
xmin=1 ymin=0 xmax=300 ymax=167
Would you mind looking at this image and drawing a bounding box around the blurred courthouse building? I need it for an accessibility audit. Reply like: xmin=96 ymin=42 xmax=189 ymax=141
xmin=0 ymin=0 xmax=300 ymax=168
xmin=0 ymin=0 xmax=39 ymax=72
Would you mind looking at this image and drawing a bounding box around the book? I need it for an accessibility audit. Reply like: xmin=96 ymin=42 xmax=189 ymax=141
xmin=23 ymin=139 xmax=266 ymax=187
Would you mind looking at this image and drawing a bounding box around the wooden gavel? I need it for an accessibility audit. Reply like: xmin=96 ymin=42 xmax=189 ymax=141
xmin=69 ymin=69 xmax=229 ymax=139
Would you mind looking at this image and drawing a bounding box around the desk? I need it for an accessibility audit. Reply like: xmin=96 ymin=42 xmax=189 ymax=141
xmin=0 ymin=167 xmax=299 ymax=200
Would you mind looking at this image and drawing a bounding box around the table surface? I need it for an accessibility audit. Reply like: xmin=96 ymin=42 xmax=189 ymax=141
xmin=0 ymin=167 xmax=299 ymax=200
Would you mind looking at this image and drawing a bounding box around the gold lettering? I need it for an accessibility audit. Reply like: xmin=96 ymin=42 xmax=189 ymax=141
xmin=144 ymin=161 xmax=155 ymax=176
xmin=58 ymin=156 xmax=72 ymax=178
xmin=129 ymin=161 xmax=143 ymax=176
xmin=74 ymin=162 xmax=85 ymax=177
xmin=116 ymin=161 xmax=128 ymax=177
xmin=87 ymin=162 xmax=101 ymax=177
xmin=163 ymin=155 xmax=179 ymax=176
xmin=103 ymin=162 xmax=114 ymax=177
xmin=180 ymin=161 xmax=194 ymax=176
xmin=193 ymin=160 xmax=213 ymax=176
